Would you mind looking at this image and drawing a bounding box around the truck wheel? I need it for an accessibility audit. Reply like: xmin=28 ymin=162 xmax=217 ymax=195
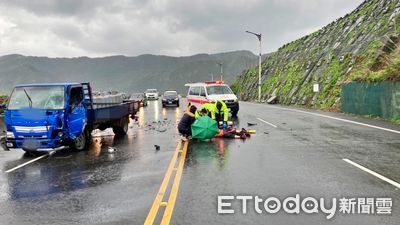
xmin=73 ymin=131 xmax=88 ymax=151
xmin=113 ymin=117 xmax=128 ymax=136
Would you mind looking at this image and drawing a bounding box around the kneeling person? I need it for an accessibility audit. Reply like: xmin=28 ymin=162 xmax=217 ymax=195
xmin=177 ymin=105 xmax=197 ymax=141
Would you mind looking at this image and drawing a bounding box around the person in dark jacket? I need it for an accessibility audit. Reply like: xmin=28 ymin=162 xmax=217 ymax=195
xmin=178 ymin=104 xmax=197 ymax=141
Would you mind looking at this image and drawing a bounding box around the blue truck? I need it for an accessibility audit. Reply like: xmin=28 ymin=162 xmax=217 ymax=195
xmin=1 ymin=82 xmax=138 ymax=152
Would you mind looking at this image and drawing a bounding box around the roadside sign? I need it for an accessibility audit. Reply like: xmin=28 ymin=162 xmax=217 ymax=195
xmin=313 ymin=83 xmax=319 ymax=93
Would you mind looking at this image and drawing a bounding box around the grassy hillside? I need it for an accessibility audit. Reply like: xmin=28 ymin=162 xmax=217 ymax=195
xmin=232 ymin=0 xmax=400 ymax=110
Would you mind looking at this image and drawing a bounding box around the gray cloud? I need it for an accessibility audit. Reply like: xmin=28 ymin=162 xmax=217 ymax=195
xmin=0 ymin=0 xmax=364 ymax=57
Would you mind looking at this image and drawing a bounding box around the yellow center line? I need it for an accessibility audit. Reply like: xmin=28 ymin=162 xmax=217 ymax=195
xmin=160 ymin=141 xmax=188 ymax=225
xmin=144 ymin=141 xmax=188 ymax=225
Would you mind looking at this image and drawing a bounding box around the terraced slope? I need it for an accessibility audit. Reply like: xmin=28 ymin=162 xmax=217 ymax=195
xmin=232 ymin=0 xmax=400 ymax=110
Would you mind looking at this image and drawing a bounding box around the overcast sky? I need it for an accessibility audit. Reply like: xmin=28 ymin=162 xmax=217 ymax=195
xmin=0 ymin=0 xmax=364 ymax=58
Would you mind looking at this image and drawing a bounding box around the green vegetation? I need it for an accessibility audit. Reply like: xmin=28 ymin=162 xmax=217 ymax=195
xmin=369 ymin=57 xmax=400 ymax=81
xmin=230 ymin=80 xmax=241 ymax=94
xmin=322 ymin=87 xmax=340 ymax=109
xmin=279 ymin=63 xmax=303 ymax=97
xmin=261 ymin=75 xmax=279 ymax=93
xmin=367 ymin=39 xmax=383 ymax=51
xmin=245 ymin=67 xmax=259 ymax=78
xmin=395 ymin=14 xmax=400 ymax=32
xmin=232 ymin=0 xmax=400 ymax=118
xmin=281 ymin=40 xmax=301 ymax=53
xmin=390 ymin=117 xmax=400 ymax=124
xmin=315 ymin=55 xmax=352 ymax=109
xmin=350 ymin=37 xmax=400 ymax=82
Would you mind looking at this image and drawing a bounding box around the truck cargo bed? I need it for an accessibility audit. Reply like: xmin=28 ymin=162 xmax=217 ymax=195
xmin=94 ymin=102 xmax=135 ymax=121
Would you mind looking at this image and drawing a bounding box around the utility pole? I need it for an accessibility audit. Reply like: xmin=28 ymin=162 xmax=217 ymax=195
xmin=217 ymin=62 xmax=223 ymax=81
xmin=245 ymin=30 xmax=262 ymax=103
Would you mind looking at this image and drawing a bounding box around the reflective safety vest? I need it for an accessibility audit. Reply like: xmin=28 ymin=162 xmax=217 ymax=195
xmin=214 ymin=100 xmax=229 ymax=122
xmin=199 ymin=101 xmax=228 ymax=122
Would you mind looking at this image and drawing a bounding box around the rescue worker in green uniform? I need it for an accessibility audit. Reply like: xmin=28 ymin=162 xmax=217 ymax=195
xmin=214 ymin=100 xmax=229 ymax=128
xmin=196 ymin=100 xmax=229 ymax=128
xmin=195 ymin=108 xmax=208 ymax=119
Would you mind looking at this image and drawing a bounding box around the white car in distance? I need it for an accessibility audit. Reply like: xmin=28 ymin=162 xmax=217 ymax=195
xmin=145 ymin=89 xmax=159 ymax=100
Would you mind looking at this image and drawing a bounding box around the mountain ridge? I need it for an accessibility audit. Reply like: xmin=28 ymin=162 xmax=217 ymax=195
xmin=0 ymin=50 xmax=257 ymax=94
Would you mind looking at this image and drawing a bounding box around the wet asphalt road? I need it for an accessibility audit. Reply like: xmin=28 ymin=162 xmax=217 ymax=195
xmin=0 ymin=100 xmax=400 ymax=225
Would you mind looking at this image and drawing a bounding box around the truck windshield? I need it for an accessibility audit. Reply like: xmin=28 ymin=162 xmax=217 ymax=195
xmin=206 ymin=85 xmax=233 ymax=95
xmin=8 ymin=86 xmax=65 ymax=110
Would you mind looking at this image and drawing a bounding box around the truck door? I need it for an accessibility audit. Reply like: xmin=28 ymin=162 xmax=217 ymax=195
xmin=67 ymin=86 xmax=86 ymax=138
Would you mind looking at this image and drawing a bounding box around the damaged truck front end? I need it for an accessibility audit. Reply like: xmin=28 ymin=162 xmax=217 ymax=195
xmin=2 ymin=84 xmax=82 ymax=152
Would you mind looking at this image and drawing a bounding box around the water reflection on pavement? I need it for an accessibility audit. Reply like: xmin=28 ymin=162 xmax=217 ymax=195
xmin=0 ymin=100 xmax=185 ymax=225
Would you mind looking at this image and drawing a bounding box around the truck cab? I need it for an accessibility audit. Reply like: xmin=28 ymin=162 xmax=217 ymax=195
xmin=2 ymin=83 xmax=135 ymax=152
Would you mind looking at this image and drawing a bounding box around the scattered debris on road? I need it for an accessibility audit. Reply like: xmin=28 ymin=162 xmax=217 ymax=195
xmin=107 ymin=146 xmax=117 ymax=153
xmin=92 ymin=128 xmax=115 ymax=137
xmin=157 ymin=128 xmax=167 ymax=132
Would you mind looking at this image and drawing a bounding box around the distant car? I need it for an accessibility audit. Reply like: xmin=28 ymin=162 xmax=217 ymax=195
xmin=130 ymin=93 xmax=147 ymax=107
xmin=162 ymin=90 xmax=179 ymax=107
xmin=145 ymin=89 xmax=159 ymax=100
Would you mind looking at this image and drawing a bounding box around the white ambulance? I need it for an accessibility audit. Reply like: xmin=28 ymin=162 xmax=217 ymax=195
xmin=185 ymin=80 xmax=239 ymax=117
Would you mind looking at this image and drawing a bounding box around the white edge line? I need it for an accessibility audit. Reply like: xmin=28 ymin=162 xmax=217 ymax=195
xmin=5 ymin=154 xmax=48 ymax=173
xmin=288 ymin=108 xmax=400 ymax=134
xmin=252 ymin=103 xmax=400 ymax=135
xmin=256 ymin=117 xmax=278 ymax=128
xmin=343 ymin=158 xmax=400 ymax=189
